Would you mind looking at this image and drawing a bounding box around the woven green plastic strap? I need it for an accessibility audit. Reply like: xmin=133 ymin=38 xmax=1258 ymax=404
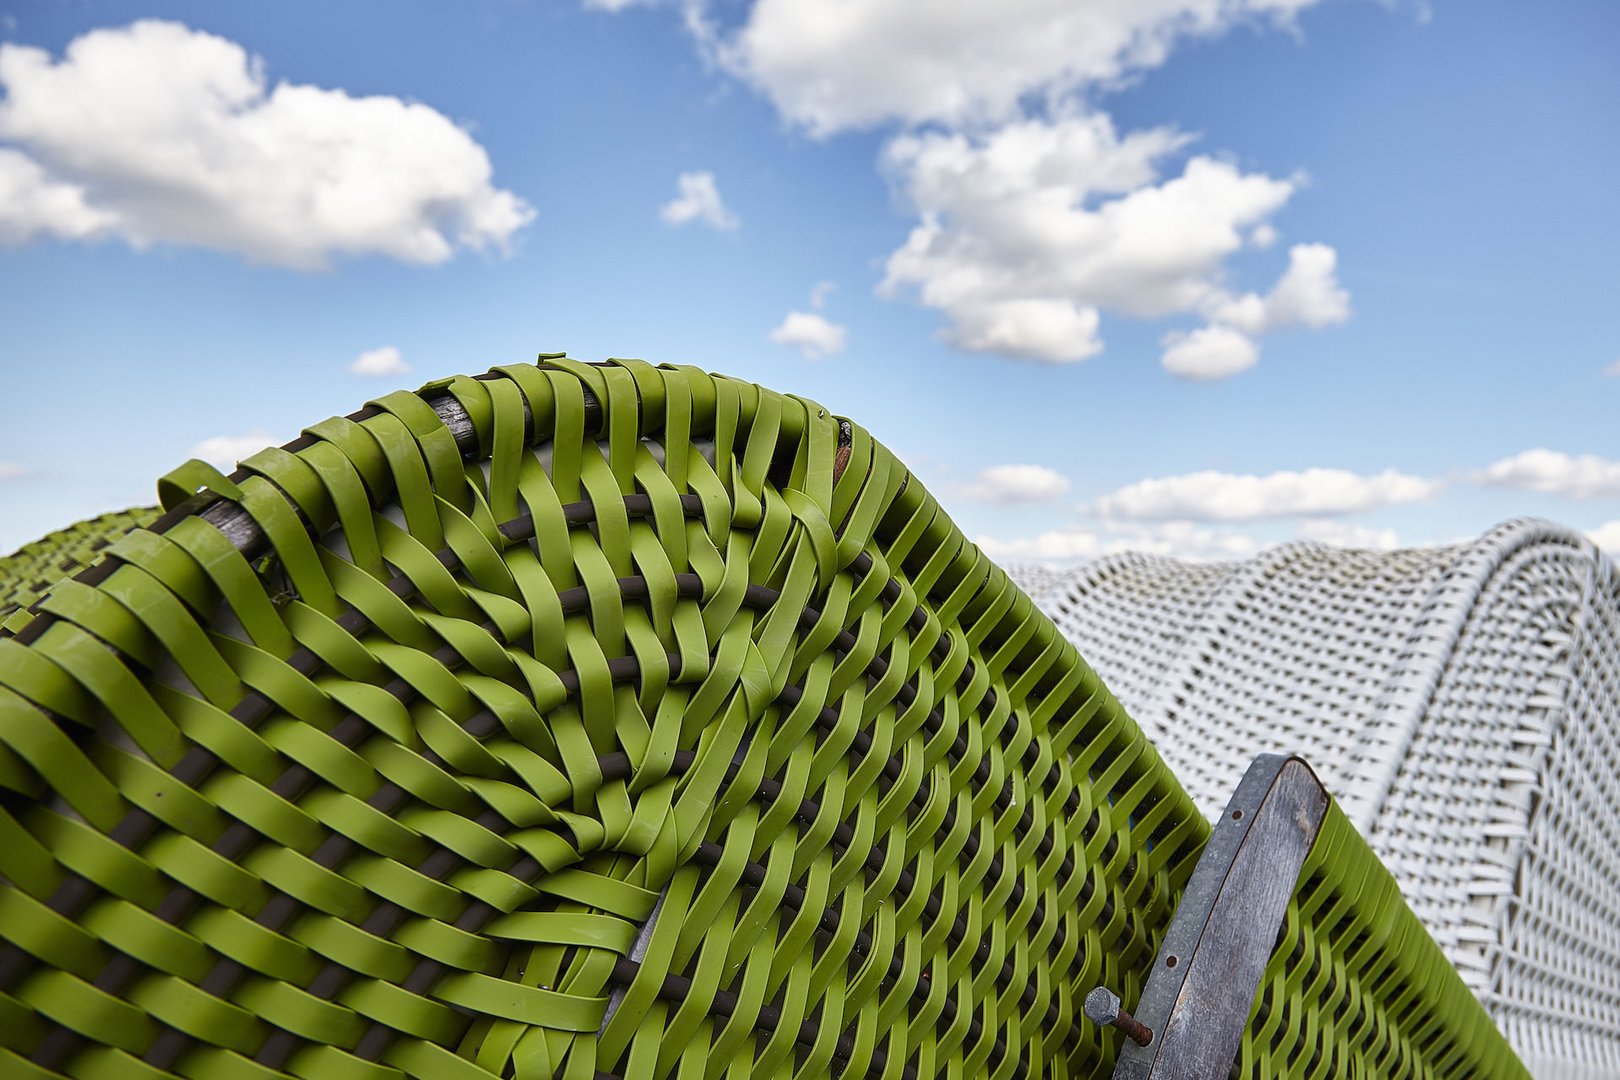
xmin=0 ymin=507 xmax=159 ymax=637
xmin=1240 ymin=804 xmax=1527 ymax=1079
xmin=0 ymin=357 xmax=1520 ymax=1078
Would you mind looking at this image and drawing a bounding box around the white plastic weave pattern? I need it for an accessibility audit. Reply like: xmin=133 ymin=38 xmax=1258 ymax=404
xmin=1008 ymin=519 xmax=1620 ymax=1078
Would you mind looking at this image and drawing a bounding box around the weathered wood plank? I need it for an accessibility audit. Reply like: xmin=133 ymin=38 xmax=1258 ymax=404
xmin=1108 ymin=753 xmax=1329 ymax=1080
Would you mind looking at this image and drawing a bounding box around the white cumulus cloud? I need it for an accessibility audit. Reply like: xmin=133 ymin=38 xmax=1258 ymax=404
xmin=954 ymin=464 xmax=1071 ymax=505
xmin=1161 ymin=242 xmax=1349 ymax=379
xmin=1478 ymin=450 xmax=1620 ymax=500
xmin=769 ymin=310 xmax=846 ymax=358
xmin=1095 ymin=467 xmax=1439 ymax=522
xmin=1161 ymin=324 xmax=1258 ymax=380
xmin=189 ymin=431 xmax=278 ymax=471
xmin=984 ymin=515 xmax=1405 ymax=566
xmin=1589 ymin=521 xmax=1620 ymax=553
xmin=1254 ymin=242 xmax=1351 ymax=329
xmin=349 ymin=346 xmax=411 ymax=378
xmin=879 ymin=114 xmax=1343 ymax=371
xmin=945 ymin=298 xmax=1103 ymax=364
xmin=603 ymin=2 xmax=1352 ymax=376
xmin=1210 ymin=242 xmax=1350 ymax=335
xmin=715 ymin=0 xmax=1327 ymax=136
xmin=1128 ymin=521 xmax=1267 ymax=560
xmin=660 ymin=170 xmax=738 ymax=230
xmin=1161 ymin=241 xmax=1349 ymax=378
xmin=0 ymin=146 xmax=115 ymax=244
xmin=977 ymin=520 xmax=1265 ymax=564
xmin=1296 ymin=520 xmax=1400 ymax=550
xmin=0 ymin=21 xmax=533 ymax=269
xmin=975 ymin=528 xmax=1111 ymax=563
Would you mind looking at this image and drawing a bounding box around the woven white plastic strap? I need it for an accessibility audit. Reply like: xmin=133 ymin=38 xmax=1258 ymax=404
xmin=1007 ymin=518 xmax=1620 ymax=1079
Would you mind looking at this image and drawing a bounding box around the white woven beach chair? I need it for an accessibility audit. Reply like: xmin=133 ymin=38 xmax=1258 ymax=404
xmin=1009 ymin=519 xmax=1620 ymax=1079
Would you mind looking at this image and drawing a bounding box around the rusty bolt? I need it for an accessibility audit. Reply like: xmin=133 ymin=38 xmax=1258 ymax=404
xmin=1084 ymin=986 xmax=1153 ymax=1047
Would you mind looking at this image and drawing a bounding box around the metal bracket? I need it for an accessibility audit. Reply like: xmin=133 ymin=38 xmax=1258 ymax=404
xmin=1106 ymin=753 xmax=1329 ymax=1080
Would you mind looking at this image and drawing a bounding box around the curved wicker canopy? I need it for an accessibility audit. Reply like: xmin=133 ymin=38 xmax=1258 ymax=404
xmin=1017 ymin=526 xmax=1619 ymax=1077
xmin=0 ymin=356 xmax=1523 ymax=1078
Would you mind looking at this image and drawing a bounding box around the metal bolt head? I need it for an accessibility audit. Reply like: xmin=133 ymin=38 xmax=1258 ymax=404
xmin=1084 ymin=985 xmax=1154 ymax=1047
xmin=1084 ymin=986 xmax=1122 ymax=1026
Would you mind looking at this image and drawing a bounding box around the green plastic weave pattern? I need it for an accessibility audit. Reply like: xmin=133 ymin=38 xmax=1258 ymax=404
xmin=1 ymin=507 xmax=159 ymax=636
xmin=1240 ymin=804 xmax=1528 ymax=1079
xmin=0 ymin=356 xmax=1524 ymax=1079
xmin=0 ymin=357 xmax=1204 ymax=1079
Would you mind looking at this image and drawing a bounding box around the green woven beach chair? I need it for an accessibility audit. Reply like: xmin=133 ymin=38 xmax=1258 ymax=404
xmin=0 ymin=357 xmax=1523 ymax=1078
xmin=0 ymin=506 xmax=159 ymax=635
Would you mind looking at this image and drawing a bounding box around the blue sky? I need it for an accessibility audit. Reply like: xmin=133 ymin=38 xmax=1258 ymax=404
xmin=2 ymin=0 xmax=1617 ymax=560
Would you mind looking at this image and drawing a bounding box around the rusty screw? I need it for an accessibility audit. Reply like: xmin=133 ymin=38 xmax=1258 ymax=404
xmin=1084 ymin=986 xmax=1153 ymax=1047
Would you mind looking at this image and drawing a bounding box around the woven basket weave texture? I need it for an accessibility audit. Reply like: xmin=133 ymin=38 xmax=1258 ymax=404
xmin=0 ymin=357 xmax=1523 ymax=1078
xmin=1 ymin=507 xmax=160 ymax=633
xmin=1014 ymin=527 xmax=1620 ymax=1078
